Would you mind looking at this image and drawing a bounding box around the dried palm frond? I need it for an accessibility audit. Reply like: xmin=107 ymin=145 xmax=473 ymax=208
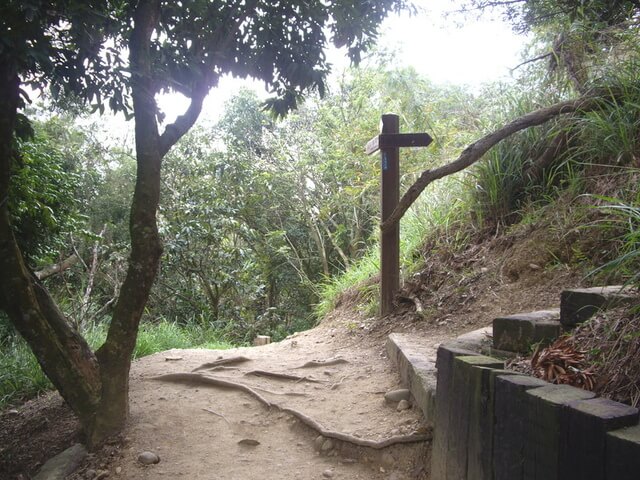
xmin=531 ymin=336 xmax=596 ymax=390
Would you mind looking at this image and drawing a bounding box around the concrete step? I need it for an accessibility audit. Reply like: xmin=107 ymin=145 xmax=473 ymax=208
xmin=386 ymin=327 xmax=492 ymax=427
xmin=492 ymin=309 xmax=561 ymax=354
xmin=560 ymin=285 xmax=638 ymax=327
xmin=386 ymin=333 xmax=438 ymax=425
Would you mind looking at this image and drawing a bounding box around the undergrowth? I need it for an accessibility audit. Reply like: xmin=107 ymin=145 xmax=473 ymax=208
xmin=314 ymin=177 xmax=467 ymax=317
xmin=315 ymin=61 xmax=640 ymax=319
xmin=0 ymin=320 xmax=231 ymax=408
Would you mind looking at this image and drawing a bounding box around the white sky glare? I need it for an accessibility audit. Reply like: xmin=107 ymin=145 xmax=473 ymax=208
xmin=157 ymin=0 xmax=527 ymax=125
xmin=379 ymin=0 xmax=526 ymax=86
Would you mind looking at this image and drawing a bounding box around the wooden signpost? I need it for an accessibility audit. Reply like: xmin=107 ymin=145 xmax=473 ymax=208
xmin=366 ymin=114 xmax=432 ymax=315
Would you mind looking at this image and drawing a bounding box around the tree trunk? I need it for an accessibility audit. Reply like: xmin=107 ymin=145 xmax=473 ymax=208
xmin=1 ymin=0 xmax=213 ymax=450
xmin=0 ymin=55 xmax=101 ymax=431
xmin=88 ymin=0 xmax=164 ymax=446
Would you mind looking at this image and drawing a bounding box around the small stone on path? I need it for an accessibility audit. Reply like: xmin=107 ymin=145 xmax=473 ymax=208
xmin=164 ymin=356 xmax=183 ymax=361
xmin=322 ymin=469 xmax=334 ymax=478
xmin=396 ymin=399 xmax=411 ymax=411
xmin=237 ymin=438 xmax=260 ymax=446
xmin=314 ymin=435 xmax=325 ymax=451
xmin=137 ymin=451 xmax=160 ymax=465
xmin=321 ymin=439 xmax=334 ymax=451
xmin=384 ymin=389 xmax=410 ymax=404
xmin=381 ymin=452 xmax=395 ymax=467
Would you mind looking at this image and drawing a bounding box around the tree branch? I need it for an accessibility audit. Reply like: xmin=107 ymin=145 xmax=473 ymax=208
xmin=158 ymin=0 xmax=260 ymax=156
xmin=158 ymin=86 xmax=208 ymax=157
xmin=510 ymin=52 xmax=553 ymax=72
xmin=380 ymin=94 xmax=607 ymax=232
xmin=34 ymin=254 xmax=80 ymax=280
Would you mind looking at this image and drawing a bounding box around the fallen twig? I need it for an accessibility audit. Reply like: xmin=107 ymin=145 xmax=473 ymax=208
xmin=153 ymin=372 xmax=431 ymax=449
xmin=329 ymin=375 xmax=350 ymax=390
xmin=202 ymin=407 xmax=230 ymax=425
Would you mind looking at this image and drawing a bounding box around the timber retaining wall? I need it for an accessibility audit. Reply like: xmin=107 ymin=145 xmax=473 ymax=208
xmin=430 ymin=342 xmax=640 ymax=480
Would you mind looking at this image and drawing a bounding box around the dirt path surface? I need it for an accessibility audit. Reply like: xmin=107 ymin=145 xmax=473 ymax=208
xmin=66 ymin=312 xmax=438 ymax=480
xmin=1 ymin=233 xmax=584 ymax=480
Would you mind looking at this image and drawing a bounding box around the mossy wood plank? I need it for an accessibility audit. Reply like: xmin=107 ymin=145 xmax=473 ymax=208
xmin=524 ymin=385 xmax=595 ymax=480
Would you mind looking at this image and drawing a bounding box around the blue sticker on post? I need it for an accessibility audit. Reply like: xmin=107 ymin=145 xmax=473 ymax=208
xmin=382 ymin=152 xmax=388 ymax=171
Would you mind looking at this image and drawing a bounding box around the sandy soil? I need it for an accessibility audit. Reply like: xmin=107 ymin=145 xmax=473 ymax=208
xmin=0 ymin=224 xmax=586 ymax=480
xmin=68 ymin=314 xmax=434 ymax=480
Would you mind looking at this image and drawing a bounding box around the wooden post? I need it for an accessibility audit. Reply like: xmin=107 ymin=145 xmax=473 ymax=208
xmin=366 ymin=115 xmax=432 ymax=316
xmin=380 ymin=114 xmax=400 ymax=315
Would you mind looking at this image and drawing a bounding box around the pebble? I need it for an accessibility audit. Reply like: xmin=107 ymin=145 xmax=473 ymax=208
xmin=164 ymin=356 xmax=183 ymax=361
xmin=397 ymin=400 xmax=411 ymax=411
xmin=314 ymin=435 xmax=325 ymax=451
xmin=6 ymin=409 xmax=19 ymax=416
xmin=321 ymin=439 xmax=334 ymax=451
xmin=237 ymin=439 xmax=260 ymax=446
xmin=322 ymin=469 xmax=334 ymax=478
xmin=115 ymin=466 xmax=122 ymax=475
xmin=94 ymin=470 xmax=109 ymax=480
xmin=384 ymin=389 xmax=410 ymax=404
xmin=381 ymin=452 xmax=395 ymax=467
xmin=137 ymin=451 xmax=160 ymax=465
xmin=86 ymin=469 xmax=96 ymax=479
xmin=388 ymin=472 xmax=403 ymax=480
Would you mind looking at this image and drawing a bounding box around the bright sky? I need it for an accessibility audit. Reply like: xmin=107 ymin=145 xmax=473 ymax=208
xmin=156 ymin=0 xmax=527 ymax=126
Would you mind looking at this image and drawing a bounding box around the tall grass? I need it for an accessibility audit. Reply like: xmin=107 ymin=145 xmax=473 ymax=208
xmin=315 ymin=177 xmax=466 ymax=318
xmin=0 ymin=319 xmax=232 ymax=408
xmin=589 ymin=196 xmax=640 ymax=288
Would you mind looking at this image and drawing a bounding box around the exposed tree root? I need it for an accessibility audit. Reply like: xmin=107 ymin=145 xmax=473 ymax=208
xmin=294 ymin=358 xmax=349 ymax=369
xmin=152 ymin=373 xmax=431 ymax=449
xmin=154 ymin=373 xmax=273 ymax=406
xmin=280 ymin=406 xmax=431 ymax=449
xmin=192 ymin=356 xmax=251 ymax=372
xmin=245 ymin=370 xmax=325 ymax=383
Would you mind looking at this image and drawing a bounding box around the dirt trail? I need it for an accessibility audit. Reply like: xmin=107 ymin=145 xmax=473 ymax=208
xmin=2 ymin=232 xmax=583 ymax=480
xmin=67 ymin=316 xmax=437 ymax=480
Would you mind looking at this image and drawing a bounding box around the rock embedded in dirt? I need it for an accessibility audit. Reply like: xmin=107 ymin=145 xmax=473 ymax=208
xmin=314 ymin=435 xmax=325 ymax=451
xmin=381 ymin=452 xmax=395 ymax=467
xmin=164 ymin=356 xmax=183 ymax=361
xmin=384 ymin=389 xmax=410 ymax=404
xmin=137 ymin=451 xmax=160 ymax=465
xmin=396 ymin=399 xmax=411 ymax=411
xmin=33 ymin=443 xmax=87 ymax=480
xmin=322 ymin=469 xmax=334 ymax=478
xmin=237 ymin=439 xmax=260 ymax=447
xmin=321 ymin=439 xmax=334 ymax=451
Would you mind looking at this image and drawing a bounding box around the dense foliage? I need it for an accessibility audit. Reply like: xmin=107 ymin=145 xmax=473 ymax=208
xmin=1 ymin=1 xmax=639 ymax=424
